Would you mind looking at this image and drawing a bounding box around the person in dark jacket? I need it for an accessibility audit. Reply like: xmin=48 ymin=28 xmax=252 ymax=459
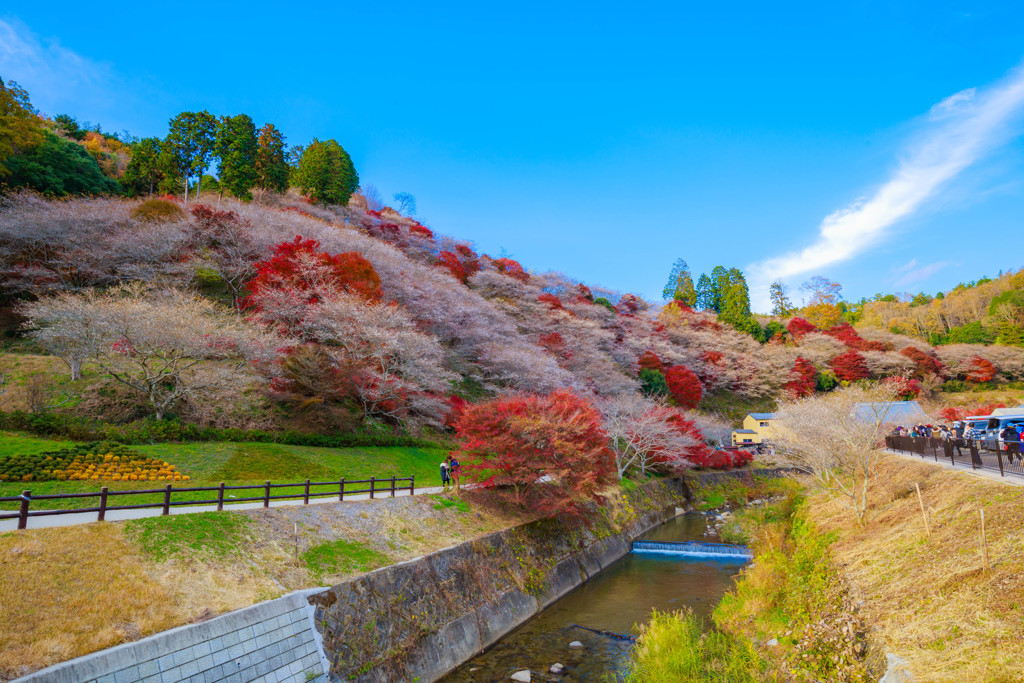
xmin=1002 ymin=424 xmax=1022 ymax=463
xmin=440 ymin=460 xmax=451 ymax=491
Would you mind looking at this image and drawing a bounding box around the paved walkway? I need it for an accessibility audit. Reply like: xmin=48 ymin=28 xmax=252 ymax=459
xmin=886 ymin=450 xmax=1023 ymax=487
xmin=1 ymin=485 xmax=452 ymax=532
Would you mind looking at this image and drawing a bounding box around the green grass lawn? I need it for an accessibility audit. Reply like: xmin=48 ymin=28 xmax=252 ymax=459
xmin=0 ymin=431 xmax=449 ymax=510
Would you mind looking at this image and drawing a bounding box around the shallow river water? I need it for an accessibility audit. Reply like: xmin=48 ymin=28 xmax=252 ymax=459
xmin=441 ymin=512 xmax=746 ymax=682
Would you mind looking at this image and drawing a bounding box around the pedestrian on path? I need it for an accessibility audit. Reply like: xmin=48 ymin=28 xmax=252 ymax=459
xmin=447 ymin=455 xmax=461 ymax=492
xmin=440 ymin=460 xmax=451 ymax=491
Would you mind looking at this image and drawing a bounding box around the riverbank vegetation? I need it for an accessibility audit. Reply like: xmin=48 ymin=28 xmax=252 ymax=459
xmin=631 ymin=446 xmax=1024 ymax=682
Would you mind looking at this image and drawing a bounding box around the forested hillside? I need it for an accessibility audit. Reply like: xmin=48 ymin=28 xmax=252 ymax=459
xmin=2 ymin=74 xmax=1024 ymax=468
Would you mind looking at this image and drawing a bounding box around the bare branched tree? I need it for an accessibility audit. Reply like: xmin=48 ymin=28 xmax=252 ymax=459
xmin=601 ymin=394 xmax=696 ymax=479
xmin=774 ymin=384 xmax=902 ymax=525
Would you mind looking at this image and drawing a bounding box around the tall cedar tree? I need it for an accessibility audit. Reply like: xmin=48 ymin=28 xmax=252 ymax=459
xmin=216 ymin=114 xmax=258 ymax=200
xmin=454 ymin=389 xmax=616 ymax=516
xmin=294 ymin=138 xmax=359 ymax=205
xmin=829 ymin=350 xmax=870 ymax=382
xmin=123 ymin=137 xmax=164 ymax=197
xmin=769 ymin=279 xmax=795 ymax=316
xmin=786 ymin=357 xmax=818 ymax=398
xmin=664 ymin=365 xmax=703 ymax=408
xmin=0 ymin=77 xmax=43 ymax=177
xmin=662 ymin=258 xmax=697 ymax=306
xmin=255 ymin=123 xmax=289 ymax=193
xmin=163 ymin=111 xmax=217 ymax=202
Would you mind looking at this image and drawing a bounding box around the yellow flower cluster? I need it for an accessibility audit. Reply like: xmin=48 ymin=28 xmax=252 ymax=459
xmin=47 ymin=453 xmax=189 ymax=483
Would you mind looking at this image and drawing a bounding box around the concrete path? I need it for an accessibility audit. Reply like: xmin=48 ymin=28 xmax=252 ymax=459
xmin=1 ymin=484 xmax=455 ymax=532
xmin=887 ymin=450 xmax=1024 ymax=487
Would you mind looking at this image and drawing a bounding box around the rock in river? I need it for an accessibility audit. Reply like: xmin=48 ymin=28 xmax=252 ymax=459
xmin=511 ymin=669 xmax=531 ymax=682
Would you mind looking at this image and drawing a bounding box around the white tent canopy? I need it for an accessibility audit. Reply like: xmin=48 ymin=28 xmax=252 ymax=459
xmin=850 ymin=401 xmax=929 ymax=425
xmin=989 ymin=405 xmax=1024 ymax=417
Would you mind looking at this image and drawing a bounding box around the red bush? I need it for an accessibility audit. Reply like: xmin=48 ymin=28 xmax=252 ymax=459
xmin=829 ymin=351 xmax=869 ymax=382
xmin=492 ymin=257 xmax=529 ymax=283
xmin=787 ymin=317 xmax=818 ymax=339
xmin=409 ymin=224 xmax=434 ymax=239
xmin=785 ymin=356 xmax=817 ymax=398
xmin=573 ymin=284 xmax=594 ymax=304
xmin=966 ymin=356 xmax=996 ymax=383
xmin=664 ymin=365 xmax=703 ymax=409
xmin=937 ymin=402 xmax=1005 ymax=422
xmin=537 ymin=293 xmax=564 ymax=310
xmin=900 ymin=346 xmax=946 ymax=378
xmin=453 ymin=390 xmax=615 ymax=516
xmin=616 ymin=294 xmax=644 ymax=316
xmin=242 ymin=236 xmax=383 ymax=310
xmin=445 ymin=395 xmax=468 ymax=429
xmin=702 ymin=350 xmax=724 ymax=365
xmin=638 ymin=350 xmax=664 ymax=373
xmin=190 ymin=204 xmax=239 ymax=229
xmin=454 ymin=244 xmax=477 ymax=259
xmin=539 ymin=332 xmax=571 ymax=359
xmin=436 ymin=251 xmax=468 ymax=283
xmin=883 ymin=375 xmax=922 ymax=400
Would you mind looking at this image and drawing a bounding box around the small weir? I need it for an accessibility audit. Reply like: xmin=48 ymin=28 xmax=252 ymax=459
xmin=631 ymin=539 xmax=753 ymax=560
xmin=442 ymin=513 xmax=748 ymax=682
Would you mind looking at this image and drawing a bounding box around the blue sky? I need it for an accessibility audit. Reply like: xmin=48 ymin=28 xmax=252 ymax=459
xmin=3 ymin=2 xmax=1024 ymax=312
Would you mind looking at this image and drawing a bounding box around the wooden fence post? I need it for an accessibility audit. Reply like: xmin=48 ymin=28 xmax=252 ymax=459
xmin=264 ymin=481 xmax=271 ymax=508
xmin=980 ymin=509 xmax=990 ymax=571
xmin=996 ymin=449 xmax=1005 ymax=477
xmin=339 ymin=478 xmax=345 ymax=502
xmin=217 ymin=483 xmax=225 ymax=512
xmin=162 ymin=484 xmax=172 ymax=516
xmin=915 ymin=483 xmax=930 ymax=538
xmin=304 ymin=479 xmax=310 ymax=505
xmin=410 ymin=475 xmax=415 ymax=496
xmin=98 ymin=486 xmax=108 ymax=522
xmin=390 ymin=476 xmax=396 ymax=497
xmin=17 ymin=490 xmax=30 ymax=530
xmin=370 ymin=476 xmax=375 ymax=499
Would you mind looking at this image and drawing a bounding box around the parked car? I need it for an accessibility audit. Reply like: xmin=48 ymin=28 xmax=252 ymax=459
xmin=964 ymin=416 xmax=992 ymax=450
xmin=983 ymin=415 xmax=1024 ymax=452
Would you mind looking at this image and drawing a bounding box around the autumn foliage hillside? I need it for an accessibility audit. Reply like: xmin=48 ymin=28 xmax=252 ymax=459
xmin=3 ymin=191 xmax=1024 ymax=464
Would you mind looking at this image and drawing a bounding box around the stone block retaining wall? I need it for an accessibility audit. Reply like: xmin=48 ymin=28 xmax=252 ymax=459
xmin=15 ymin=590 xmax=329 ymax=683
xmin=309 ymin=478 xmax=689 ymax=682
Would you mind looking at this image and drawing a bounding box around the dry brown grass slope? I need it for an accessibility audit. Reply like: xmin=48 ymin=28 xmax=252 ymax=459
xmin=806 ymin=456 xmax=1024 ymax=683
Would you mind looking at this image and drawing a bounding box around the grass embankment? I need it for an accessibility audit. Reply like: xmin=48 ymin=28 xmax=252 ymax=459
xmin=631 ymin=456 xmax=1024 ymax=682
xmin=806 ymin=456 xmax=1024 ymax=682
xmin=0 ymin=431 xmax=447 ymax=509
xmin=628 ymin=480 xmax=873 ymax=682
xmin=0 ymin=488 xmax=516 ymax=681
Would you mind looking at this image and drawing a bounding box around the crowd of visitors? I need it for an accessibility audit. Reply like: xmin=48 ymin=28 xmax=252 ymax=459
xmin=889 ymin=420 xmax=1024 ymax=464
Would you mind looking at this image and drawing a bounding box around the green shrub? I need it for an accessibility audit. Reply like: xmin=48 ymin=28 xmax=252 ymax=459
xmin=131 ymin=198 xmax=184 ymax=222
xmin=0 ymin=411 xmax=450 ymax=449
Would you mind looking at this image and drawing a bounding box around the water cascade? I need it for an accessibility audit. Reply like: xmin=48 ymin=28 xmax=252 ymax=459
xmin=631 ymin=539 xmax=753 ymax=560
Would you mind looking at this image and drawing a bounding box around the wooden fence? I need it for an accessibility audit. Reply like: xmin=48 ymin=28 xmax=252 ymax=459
xmin=0 ymin=475 xmax=415 ymax=530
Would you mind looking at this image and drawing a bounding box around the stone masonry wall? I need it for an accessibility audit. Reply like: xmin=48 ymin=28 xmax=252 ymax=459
xmin=308 ymin=478 xmax=689 ymax=682
xmin=15 ymin=589 xmax=330 ymax=683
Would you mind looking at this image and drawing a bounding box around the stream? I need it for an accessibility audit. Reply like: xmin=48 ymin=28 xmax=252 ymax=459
xmin=441 ymin=512 xmax=746 ymax=682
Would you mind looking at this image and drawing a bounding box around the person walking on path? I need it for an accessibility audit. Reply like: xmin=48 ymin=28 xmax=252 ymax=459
xmin=440 ymin=460 xmax=451 ymax=492
xmin=447 ymin=455 xmax=462 ymax=493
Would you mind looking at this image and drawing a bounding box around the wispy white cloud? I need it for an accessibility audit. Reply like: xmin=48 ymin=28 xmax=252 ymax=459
xmin=891 ymin=258 xmax=951 ymax=289
xmin=0 ymin=17 xmax=111 ymax=114
xmin=748 ymin=62 xmax=1024 ymax=311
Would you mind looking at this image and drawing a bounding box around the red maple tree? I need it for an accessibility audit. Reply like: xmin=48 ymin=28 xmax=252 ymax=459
xmin=787 ymin=317 xmax=818 ymax=339
xmin=242 ymin=236 xmax=382 ymax=310
xmin=829 ymin=351 xmax=869 ymax=382
xmin=900 ymin=346 xmax=946 ymax=378
xmin=537 ymin=293 xmax=564 ymax=310
xmin=664 ymin=365 xmax=703 ymax=409
xmin=785 ymin=357 xmax=818 ymax=398
xmin=966 ymin=356 xmax=996 ymax=383
xmin=453 ymin=390 xmax=616 ymax=516
xmin=638 ymin=350 xmax=665 ymax=372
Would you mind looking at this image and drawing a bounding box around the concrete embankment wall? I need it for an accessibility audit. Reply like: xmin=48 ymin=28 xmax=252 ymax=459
xmin=16 ymin=467 xmax=795 ymax=683
xmin=15 ymin=589 xmax=330 ymax=683
xmin=308 ymin=478 xmax=689 ymax=682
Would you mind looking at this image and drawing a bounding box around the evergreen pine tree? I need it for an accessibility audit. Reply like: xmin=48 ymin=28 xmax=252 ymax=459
xmin=216 ymin=114 xmax=258 ymax=200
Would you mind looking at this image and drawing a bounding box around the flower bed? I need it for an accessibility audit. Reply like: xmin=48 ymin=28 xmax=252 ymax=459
xmin=0 ymin=442 xmax=187 ymax=483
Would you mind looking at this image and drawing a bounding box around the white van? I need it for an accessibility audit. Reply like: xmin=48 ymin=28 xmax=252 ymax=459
xmin=984 ymin=415 xmax=1024 ymax=452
